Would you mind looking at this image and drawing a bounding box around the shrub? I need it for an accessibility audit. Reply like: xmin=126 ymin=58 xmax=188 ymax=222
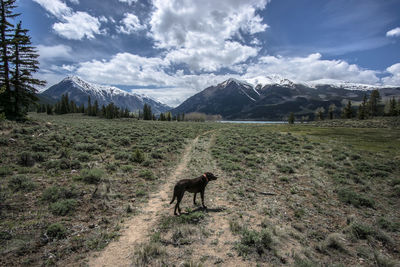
xmin=115 ymin=151 xmax=130 ymax=161
xmin=133 ymin=242 xmax=166 ymax=266
xmin=0 ymin=166 xmax=12 ymax=176
xmin=132 ymin=149 xmax=145 ymax=163
xmin=151 ymin=150 xmax=163 ymax=159
xmin=276 ymin=164 xmax=294 ymax=174
xmin=377 ymin=217 xmax=399 ymax=232
xmin=49 ymin=199 xmax=77 ymax=216
xmin=8 ymin=175 xmax=35 ymax=192
xmin=139 ymin=170 xmax=155 ymax=180
xmin=118 ymin=137 xmax=130 ymax=146
xmin=74 ymin=143 xmax=102 ymax=153
xmin=236 ymin=228 xmax=274 ymax=256
xmin=32 ymin=152 xmax=46 ymax=162
xmin=78 ymin=169 xmax=103 ymax=184
xmin=337 ymin=189 xmax=374 ymax=208
xmin=46 ymin=223 xmax=67 ymax=239
xmin=76 ymin=152 xmax=91 ymax=162
xmin=121 ymin=165 xmax=134 ymax=173
xmin=18 ymin=152 xmax=35 ymax=167
xmin=350 ymin=222 xmax=375 ymax=239
xmin=41 ymin=186 xmax=78 ymax=203
xmin=59 ymin=158 xmax=70 ymax=170
xmin=319 ymin=233 xmax=347 ymax=253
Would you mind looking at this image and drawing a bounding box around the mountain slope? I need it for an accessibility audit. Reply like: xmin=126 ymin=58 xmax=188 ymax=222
xmin=40 ymin=76 xmax=171 ymax=114
xmin=172 ymin=77 xmax=400 ymax=120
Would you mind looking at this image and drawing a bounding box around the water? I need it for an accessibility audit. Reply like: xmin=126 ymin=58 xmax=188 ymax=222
xmin=219 ymin=120 xmax=287 ymax=124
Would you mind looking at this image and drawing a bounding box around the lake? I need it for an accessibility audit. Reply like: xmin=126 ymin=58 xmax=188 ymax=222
xmin=219 ymin=120 xmax=288 ymax=124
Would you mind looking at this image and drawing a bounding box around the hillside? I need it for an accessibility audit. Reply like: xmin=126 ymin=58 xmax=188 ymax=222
xmin=172 ymin=77 xmax=400 ymax=120
xmin=40 ymin=76 xmax=171 ymax=114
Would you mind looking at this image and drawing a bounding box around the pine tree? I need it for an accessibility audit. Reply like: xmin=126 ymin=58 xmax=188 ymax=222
xmin=0 ymin=0 xmax=18 ymax=118
xmin=342 ymin=100 xmax=353 ymax=119
xmin=358 ymin=95 xmax=368 ymax=120
xmin=328 ymin=104 xmax=336 ymax=120
xmin=93 ymin=99 xmax=99 ymax=116
xmin=60 ymin=94 xmax=68 ymax=114
xmin=314 ymin=107 xmax=325 ymax=121
xmin=46 ymin=104 xmax=52 ymax=115
xmin=389 ymin=97 xmax=397 ymax=116
xmin=368 ymin=90 xmax=381 ymax=117
xmin=9 ymin=21 xmax=45 ymax=118
xmin=288 ymin=112 xmax=295 ymax=124
xmin=87 ymin=96 xmax=92 ymax=115
xmin=143 ymin=103 xmax=152 ymax=120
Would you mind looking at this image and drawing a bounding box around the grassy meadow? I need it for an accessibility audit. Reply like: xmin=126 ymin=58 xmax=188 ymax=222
xmin=0 ymin=113 xmax=399 ymax=266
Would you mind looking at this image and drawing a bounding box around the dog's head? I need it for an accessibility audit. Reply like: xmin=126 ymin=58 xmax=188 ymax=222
xmin=204 ymin=172 xmax=218 ymax=181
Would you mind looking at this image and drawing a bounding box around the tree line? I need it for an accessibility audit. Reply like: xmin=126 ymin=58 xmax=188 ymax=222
xmin=288 ymin=90 xmax=400 ymax=124
xmin=0 ymin=0 xmax=45 ymax=120
xmin=37 ymin=95 xmax=188 ymax=121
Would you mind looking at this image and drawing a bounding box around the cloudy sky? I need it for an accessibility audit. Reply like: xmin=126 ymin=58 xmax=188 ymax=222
xmin=17 ymin=0 xmax=400 ymax=106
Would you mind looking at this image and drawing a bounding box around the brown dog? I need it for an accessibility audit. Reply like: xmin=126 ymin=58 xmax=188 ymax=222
xmin=170 ymin=172 xmax=218 ymax=215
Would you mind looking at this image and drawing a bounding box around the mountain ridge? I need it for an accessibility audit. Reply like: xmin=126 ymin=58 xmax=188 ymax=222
xmin=40 ymin=76 xmax=171 ymax=114
xmin=172 ymin=77 xmax=400 ymax=120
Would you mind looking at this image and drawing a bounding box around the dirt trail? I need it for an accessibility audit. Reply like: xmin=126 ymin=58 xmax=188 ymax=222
xmin=88 ymin=135 xmax=200 ymax=267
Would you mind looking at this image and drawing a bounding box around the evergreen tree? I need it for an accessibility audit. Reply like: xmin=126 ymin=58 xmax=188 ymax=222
xmin=342 ymin=100 xmax=353 ymax=119
xmin=166 ymin=112 xmax=172 ymax=121
xmin=0 ymin=0 xmax=18 ymax=118
xmin=143 ymin=103 xmax=152 ymax=120
xmin=46 ymin=104 xmax=52 ymax=115
xmin=93 ymin=99 xmax=99 ymax=116
xmin=288 ymin=112 xmax=295 ymax=124
xmin=123 ymin=107 xmax=129 ymax=118
xmin=60 ymin=94 xmax=68 ymax=114
xmin=87 ymin=96 xmax=92 ymax=115
xmin=398 ymin=98 xmax=400 ymax=116
xmin=9 ymin=21 xmax=44 ymax=118
xmin=328 ymin=104 xmax=336 ymax=120
xmin=368 ymin=89 xmax=381 ymax=117
xmin=314 ymin=107 xmax=325 ymax=121
xmin=388 ymin=97 xmax=397 ymax=116
xmin=358 ymin=95 xmax=368 ymax=120
xmin=78 ymin=103 xmax=84 ymax=113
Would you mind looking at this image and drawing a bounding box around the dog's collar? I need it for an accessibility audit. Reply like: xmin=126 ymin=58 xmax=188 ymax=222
xmin=203 ymin=173 xmax=208 ymax=182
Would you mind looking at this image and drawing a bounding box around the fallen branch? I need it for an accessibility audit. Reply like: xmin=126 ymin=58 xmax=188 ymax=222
xmin=259 ymin=191 xmax=276 ymax=196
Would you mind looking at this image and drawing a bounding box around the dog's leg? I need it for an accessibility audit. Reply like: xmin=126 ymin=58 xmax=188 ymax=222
xmin=193 ymin=192 xmax=197 ymax=205
xmin=176 ymin=191 xmax=184 ymax=215
xmin=200 ymin=189 xmax=207 ymax=209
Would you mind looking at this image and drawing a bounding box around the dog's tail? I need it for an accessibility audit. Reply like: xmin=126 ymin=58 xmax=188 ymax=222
xmin=170 ymin=193 xmax=176 ymax=204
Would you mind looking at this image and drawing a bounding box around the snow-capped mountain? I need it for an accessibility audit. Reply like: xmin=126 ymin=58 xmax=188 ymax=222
xmin=172 ymin=76 xmax=400 ymax=120
xmin=40 ymin=76 xmax=171 ymax=114
xmin=245 ymin=75 xmax=389 ymax=91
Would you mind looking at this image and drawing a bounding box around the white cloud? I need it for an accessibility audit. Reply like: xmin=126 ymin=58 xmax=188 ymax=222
xmin=130 ymin=87 xmax=196 ymax=107
xmin=37 ymin=44 xmax=72 ymax=61
xmin=117 ymin=13 xmax=146 ymax=34
xmin=32 ymin=0 xmax=71 ymax=18
xmin=243 ymin=53 xmax=381 ymax=85
xmin=149 ymin=0 xmax=269 ymax=71
xmin=166 ymin=41 xmax=258 ymax=72
xmin=53 ymin=12 xmax=102 ymax=40
xmin=118 ymin=0 xmax=137 ymax=5
xmin=76 ymin=53 xmax=171 ymax=86
xmin=386 ymin=27 xmax=400 ymax=37
xmin=33 ymin=0 xmax=103 ymax=40
xmin=68 ymin=0 xmax=79 ymax=4
xmin=382 ymin=63 xmax=400 ymax=86
xmin=99 ymin=16 xmax=108 ymax=23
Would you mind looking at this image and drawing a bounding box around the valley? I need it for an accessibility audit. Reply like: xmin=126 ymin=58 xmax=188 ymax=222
xmin=0 ymin=114 xmax=399 ymax=266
